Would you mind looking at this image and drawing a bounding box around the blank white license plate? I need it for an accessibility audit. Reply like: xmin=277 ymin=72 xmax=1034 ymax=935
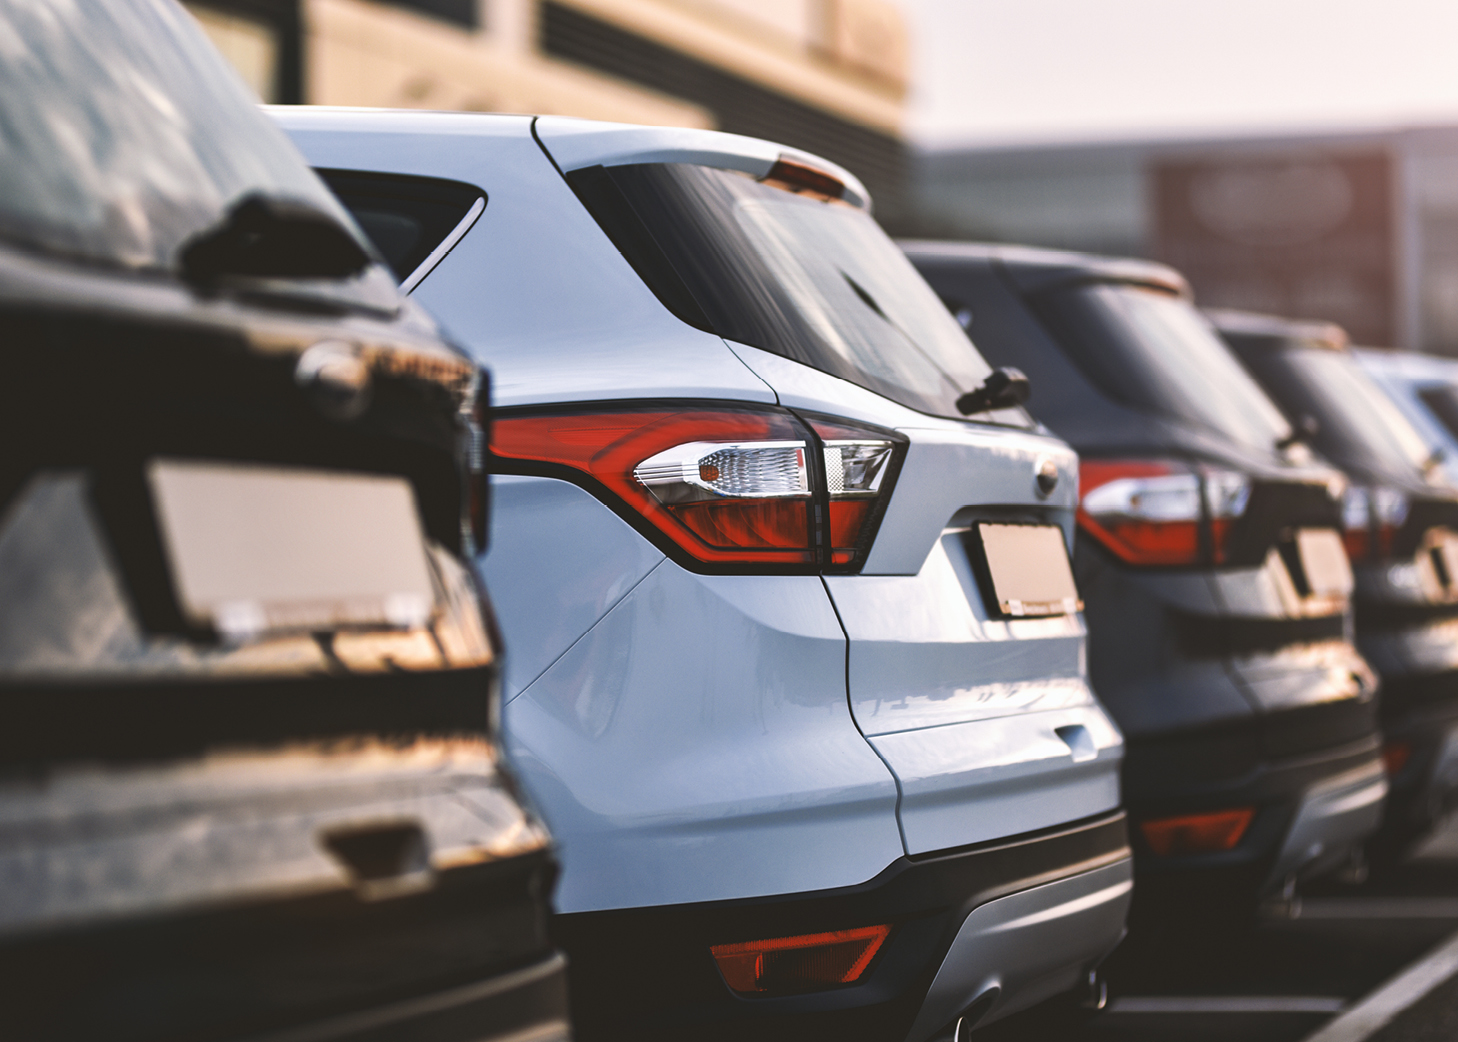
xmin=148 ymin=460 xmax=436 ymax=639
xmin=978 ymin=523 xmax=1083 ymax=617
xmin=1297 ymin=528 xmax=1354 ymax=597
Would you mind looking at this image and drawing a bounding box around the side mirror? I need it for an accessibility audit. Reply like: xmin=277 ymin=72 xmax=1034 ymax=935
xmin=957 ymin=367 xmax=1032 ymax=415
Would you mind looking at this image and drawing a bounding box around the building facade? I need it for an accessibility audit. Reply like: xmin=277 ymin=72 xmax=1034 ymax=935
xmin=184 ymin=0 xmax=913 ymax=220
xmin=915 ymin=126 xmax=1458 ymax=356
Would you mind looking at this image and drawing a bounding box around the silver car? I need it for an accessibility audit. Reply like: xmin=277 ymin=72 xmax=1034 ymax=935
xmin=276 ymin=109 xmax=1132 ymax=1041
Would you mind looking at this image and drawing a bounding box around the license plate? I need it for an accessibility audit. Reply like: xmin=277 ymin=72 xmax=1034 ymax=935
xmin=977 ymin=523 xmax=1083 ymax=617
xmin=1297 ymin=528 xmax=1354 ymax=597
xmin=148 ymin=460 xmax=436 ymax=639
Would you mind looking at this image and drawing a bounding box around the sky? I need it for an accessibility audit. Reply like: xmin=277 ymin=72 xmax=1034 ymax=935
xmin=898 ymin=0 xmax=1458 ymax=147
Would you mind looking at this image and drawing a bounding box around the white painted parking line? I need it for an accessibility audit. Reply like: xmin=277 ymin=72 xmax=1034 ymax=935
xmin=1295 ymin=898 xmax=1458 ymax=920
xmin=1107 ymin=996 xmax=1346 ymax=1014
xmin=1300 ymin=928 xmax=1458 ymax=1042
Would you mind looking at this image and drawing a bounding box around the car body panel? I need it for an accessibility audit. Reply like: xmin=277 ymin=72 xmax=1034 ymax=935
xmin=484 ymin=475 xmax=665 ymax=700
xmin=502 ymin=558 xmax=904 ymax=912
xmin=869 ymin=706 xmax=1123 ymax=855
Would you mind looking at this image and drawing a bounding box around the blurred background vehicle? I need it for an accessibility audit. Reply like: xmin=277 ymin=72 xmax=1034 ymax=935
xmin=1358 ymin=348 xmax=1458 ymax=487
xmin=277 ymin=108 xmax=1132 ymax=1041
xmin=1214 ymin=311 xmax=1458 ymax=860
xmin=904 ymin=244 xmax=1385 ymax=929
xmin=0 ymin=2 xmax=566 ymax=1039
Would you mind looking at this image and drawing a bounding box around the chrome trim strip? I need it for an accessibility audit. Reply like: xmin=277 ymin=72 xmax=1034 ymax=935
xmin=401 ymin=195 xmax=485 ymax=294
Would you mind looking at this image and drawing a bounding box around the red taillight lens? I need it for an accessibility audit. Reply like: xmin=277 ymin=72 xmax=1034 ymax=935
xmin=1078 ymin=460 xmax=1251 ymax=567
xmin=493 ymin=406 xmax=816 ymax=566
xmin=1140 ymin=807 xmax=1255 ymax=856
xmin=710 ymin=924 xmax=892 ymax=995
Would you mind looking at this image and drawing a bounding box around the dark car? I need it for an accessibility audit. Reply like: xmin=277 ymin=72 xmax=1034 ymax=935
xmin=0 ymin=2 xmax=566 ymax=1040
xmin=902 ymin=243 xmax=1385 ymax=920
xmin=1213 ymin=310 xmax=1458 ymax=857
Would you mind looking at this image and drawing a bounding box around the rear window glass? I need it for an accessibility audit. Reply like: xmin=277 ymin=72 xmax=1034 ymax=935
xmin=1036 ymin=283 xmax=1292 ymax=452
xmin=316 ymin=170 xmax=483 ymax=283
xmin=1242 ymin=343 xmax=1435 ymax=482
xmin=569 ymin=162 xmax=1025 ymax=425
xmin=1419 ymin=385 xmax=1458 ymax=446
xmin=0 ymin=0 xmax=354 ymax=271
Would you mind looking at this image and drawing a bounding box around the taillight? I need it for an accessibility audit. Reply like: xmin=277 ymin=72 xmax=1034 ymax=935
xmin=1342 ymin=486 xmax=1371 ymax=561
xmin=1375 ymin=487 xmax=1410 ymax=558
xmin=710 ymin=924 xmax=892 ymax=995
xmin=490 ymin=404 xmax=902 ymax=570
xmin=1078 ymin=460 xmax=1250 ymax=566
xmin=806 ymin=417 xmax=900 ymax=567
xmin=465 ymin=384 xmax=488 ymax=553
xmin=1383 ymin=741 xmax=1412 ymax=777
xmin=1343 ymin=486 xmax=1409 ymax=562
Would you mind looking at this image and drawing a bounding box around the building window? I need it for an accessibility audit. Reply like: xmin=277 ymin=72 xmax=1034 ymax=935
xmin=183 ymin=0 xmax=301 ymax=104
xmin=539 ymin=1 xmax=908 ymax=224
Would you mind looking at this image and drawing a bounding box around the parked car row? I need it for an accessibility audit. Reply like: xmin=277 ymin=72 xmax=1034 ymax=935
xmin=13 ymin=3 xmax=1458 ymax=1040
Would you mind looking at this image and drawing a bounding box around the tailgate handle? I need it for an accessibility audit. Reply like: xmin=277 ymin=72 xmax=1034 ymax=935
xmin=1055 ymin=724 xmax=1098 ymax=763
xmin=321 ymin=820 xmax=434 ymax=901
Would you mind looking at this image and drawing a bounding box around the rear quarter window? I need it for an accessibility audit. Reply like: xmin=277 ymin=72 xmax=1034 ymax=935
xmin=315 ymin=170 xmax=484 ymax=284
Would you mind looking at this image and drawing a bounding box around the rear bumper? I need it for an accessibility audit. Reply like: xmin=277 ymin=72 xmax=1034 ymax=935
xmin=1375 ymin=673 xmax=1458 ymax=849
xmin=242 ymin=955 xmax=571 ymax=1042
xmin=553 ymin=812 xmax=1130 ymax=1042
xmin=1123 ymin=728 xmax=1384 ymax=902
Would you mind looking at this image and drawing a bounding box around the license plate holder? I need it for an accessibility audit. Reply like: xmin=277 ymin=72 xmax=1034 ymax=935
xmin=974 ymin=523 xmax=1083 ymax=618
xmin=148 ymin=460 xmax=436 ymax=640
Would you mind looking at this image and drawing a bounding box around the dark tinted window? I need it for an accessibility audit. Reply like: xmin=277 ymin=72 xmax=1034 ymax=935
xmin=0 ymin=0 xmax=355 ymax=271
xmin=1036 ymin=283 xmax=1291 ymax=452
xmin=1243 ymin=343 xmax=1434 ymax=482
xmin=1419 ymin=385 xmax=1458 ymax=445
xmin=317 ymin=170 xmax=484 ymax=283
xmin=570 ymin=163 xmax=1025 ymax=424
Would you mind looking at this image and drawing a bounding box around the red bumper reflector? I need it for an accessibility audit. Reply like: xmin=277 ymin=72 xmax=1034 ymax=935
xmin=710 ymin=924 xmax=892 ymax=995
xmin=1140 ymin=807 xmax=1254 ymax=856
xmin=1383 ymin=741 xmax=1412 ymax=776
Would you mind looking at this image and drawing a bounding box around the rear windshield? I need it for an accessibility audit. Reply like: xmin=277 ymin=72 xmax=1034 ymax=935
xmin=569 ymin=162 xmax=1025 ymax=424
xmin=0 ymin=0 xmax=356 ymax=271
xmin=1036 ymin=283 xmax=1292 ymax=452
xmin=1243 ymin=343 xmax=1435 ymax=482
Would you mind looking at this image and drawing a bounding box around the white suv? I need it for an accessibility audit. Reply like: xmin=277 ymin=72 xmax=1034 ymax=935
xmin=276 ymin=109 xmax=1131 ymax=1041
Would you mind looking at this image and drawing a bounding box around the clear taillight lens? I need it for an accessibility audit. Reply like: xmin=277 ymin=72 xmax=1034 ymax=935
xmin=1079 ymin=460 xmax=1251 ymax=566
xmin=634 ymin=439 xmax=813 ymax=552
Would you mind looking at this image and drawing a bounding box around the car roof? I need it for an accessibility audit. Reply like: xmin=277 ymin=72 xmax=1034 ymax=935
xmin=1204 ymin=307 xmax=1348 ymax=351
xmin=898 ymin=239 xmax=1189 ymax=297
xmin=267 ymin=107 xmax=871 ymax=210
xmin=1355 ymin=346 xmax=1458 ymax=382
